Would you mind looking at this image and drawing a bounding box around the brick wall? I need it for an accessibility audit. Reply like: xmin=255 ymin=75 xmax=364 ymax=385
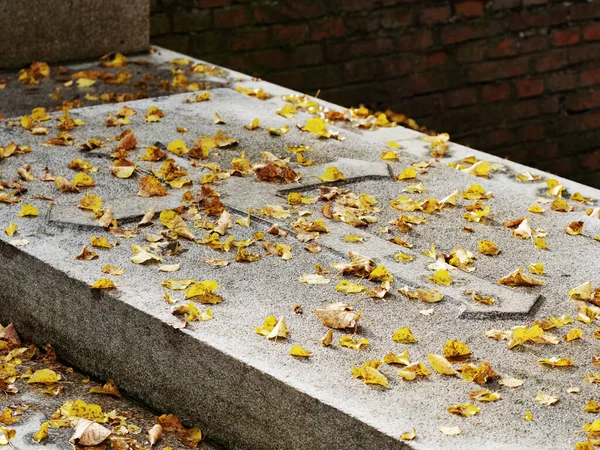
xmin=151 ymin=0 xmax=600 ymax=187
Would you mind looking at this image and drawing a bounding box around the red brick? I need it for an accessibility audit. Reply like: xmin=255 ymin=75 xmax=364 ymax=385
xmin=441 ymin=25 xmax=488 ymax=44
xmin=486 ymin=128 xmax=514 ymax=146
xmin=581 ymin=111 xmax=600 ymax=130
xmin=469 ymin=56 xmax=530 ymax=82
xmin=196 ymin=0 xmax=229 ymax=7
xmin=489 ymin=0 xmax=520 ymax=9
xmin=382 ymin=56 xmax=412 ymax=78
xmin=535 ymin=50 xmax=566 ymax=72
xmin=213 ymin=7 xmax=250 ymax=28
xmin=326 ymin=38 xmax=393 ymax=61
xmin=407 ymin=72 xmax=449 ymax=94
xmin=249 ymin=49 xmax=290 ymax=71
xmin=232 ymin=28 xmax=269 ymax=52
xmin=584 ymin=24 xmax=600 ymax=41
xmin=566 ymin=91 xmax=600 ymax=112
xmin=417 ymin=51 xmax=448 ymax=71
xmin=487 ymin=38 xmax=518 ymax=58
xmin=519 ymin=35 xmax=548 ymax=54
xmin=455 ymin=1 xmax=484 ymax=18
xmin=523 ymin=0 xmax=549 ymax=6
xmin=582 ymin=152 xmax=600 ymax=171
xmin=508 ymin=9 xmax=567 ymax=31
xmin=552 ymin=29 xmax=580 ymax=47
xmin=343 ymin=59 xmax=379 ymax=83
xmin=397 ymin=30 xmax=433 ymax=51
xmin=482 ymin=83 xmax=512 ymax=102
xmin=570 ymin=3 xmax=600 ymax=21
xmin=567 ymin=43 xmax=600 ymax=65
xmin=293 ymin=43 xmax=324 ymax=67
xmin=546 ymin=71 xmax=576 ymax=92
xmin=421 ymin=6 xmax=451 ymax=24
xmin=456 ymin=41 xmax=487 ymax=62
xmin=380 ymin=8 xmax=413 ymax=29
xmin=446 ymin=87 xmax=478 ymax=108
xmin=517 ymin=123 xmax=545 ymax=142
xmin=516 ymin=78 xmax=544 ymax=98
xmin=273 ymin=24 xmax=308 ymax=46
xmin=580 ymin=68 xmax=600 ymax=87
xmin=310 ymin=18 xmax=343 ymax=41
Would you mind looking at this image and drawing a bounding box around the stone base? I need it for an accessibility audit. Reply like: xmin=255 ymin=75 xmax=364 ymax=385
xmin=0 ymin=0 xmax=149 ymax=69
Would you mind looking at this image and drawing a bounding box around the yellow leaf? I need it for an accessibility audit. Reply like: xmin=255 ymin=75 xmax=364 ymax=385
xmin=302 ymin=117 xmax=331 ymax=138
xmin=28 ymin=369 xmax=61 ymax=385
xmin=565 ymin=221 xmax=584 ymax=235
xmin=392 ymin=327 xmax=417 ymax=344
xmin=396 ymin=167 xmax=416 ymax=180
xmin=469 ymin=390 xmax=501 ymax=402
xmin=569 ymin=281 xmax=593 ymax=301
xmin=314 ymin=303 xmax=361 ymax=330
xmin=17 ymin=204 xmax=38 ymax=217
xmin=380 ymin=149 xmax=398 ymax=160
xmin=335 ymin=280 xmax=365 ymax=294
xmin=382 ymin=350 xmax=411 ymax=366
xmin=534 ymin=237 xmax=548 ymax=250
xmin=90 ymin=279 xmax=116 ymax=289
xmin=77 ymin=78 xmax=96 ymax=87
xmin=78 ymin=194 xmax=102 ymax=212
xmin=551 ymin=197 xmax=573 ymax=212
xmin=276 ymin=104 xmax=298 ymax=118
xmin=428 ymin=354 xmax=457 ymax=375
xmin=0 ymin=408 xmax=19 ymax=425
xmin=73 ymin=172 xmax=95 ymax=187
xmin=90 ymin=236 xmax=113 ymax=249
xmin=131 ymin=244 xmax=162 ymax=264
xmin=524 ymin=411 xmax=534 ymax=421
xmin=352 ymin=362 xmax=388 ymax=387
xmin=32 ymin=421 xmax=49 ymax=443
xmin=508 ymin=324 xmax=544 ymax=349
xmin=339 ymin=335 xmax=370 ymax=350
xmin=528 ymin=263 xmax=544 ymax=275
xmin=563 ymin=328 xmax=583 ymax=342
xmin=400 ymin=428 xmax=416 ymax=441
xmin=319 ymin=166 xmax=344 ymax=182
xmin=447 ymin=403 xmax=479 ymax=417
xmin=368 ymin=265 xmax=393 ymax=281
xmin=4 ymin=222 xmax=17 ymax=237
xmin=393 ymin=253 xmax=414 ymax=263
xmin=537 ymin=357 xmax=575 ymax=367
xmin=546 ymin=178 xmax=564 ymax=197
xmin=528 ymin=205 xmax=544 ymax=213
xmin=101 ymin=265 xmax=124 ymax=276
xmin=244 ymin=118 xmax=260 ymax=130
xmin=498 ymin=267 xmax=544 ymax=287
xmin=429 ymin=269 xmax=452 ymax=286
xmin=161 ymin=279 xmax=195 ymax=290
xmin=443 ymin=340 xmax=472 ymax=361
xmin=167 ymin=139 xmax=188 ymax=156
xmin=89 ymin=379 xmax=121 ymax=398
xmin=478 ymin=240 xmax=500 ymax=255
xmin=462 ymin=184 xmax=491 ymax=200
xmin=585 ymin=400 xmax=600 ymax=413
xmin=464 ymin=206 xmax=490 ymax=222
xmin=290 ymin=345 xmax=311 ymax=358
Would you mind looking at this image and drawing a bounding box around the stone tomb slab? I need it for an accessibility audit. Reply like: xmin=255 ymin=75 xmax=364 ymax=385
xmin=0 ymin=86 xmax=599 ymax=450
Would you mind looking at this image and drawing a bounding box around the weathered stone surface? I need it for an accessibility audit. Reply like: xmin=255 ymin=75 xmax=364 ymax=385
xmin=0 ymin=47 xmax=229 ymax=119
xmin=0 ymin=0 xmax=150 ymax=69
xmin=1 ymin=49 xmax=600 ymax=450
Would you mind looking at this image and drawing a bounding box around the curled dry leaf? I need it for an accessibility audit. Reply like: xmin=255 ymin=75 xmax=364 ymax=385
xmin=69 ymin=418 xmax=112 ymax=446
xmin=315 ymin=303 xmax=362 ymax=331
xmin=147 ymin=424 xmax=163 ymax=447
xmin=498 ymin=267 xmax=544 ymax=287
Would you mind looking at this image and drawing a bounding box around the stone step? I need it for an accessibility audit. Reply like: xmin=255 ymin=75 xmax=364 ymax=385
xmin=1 ymin=48 xmax=599 ymax=450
